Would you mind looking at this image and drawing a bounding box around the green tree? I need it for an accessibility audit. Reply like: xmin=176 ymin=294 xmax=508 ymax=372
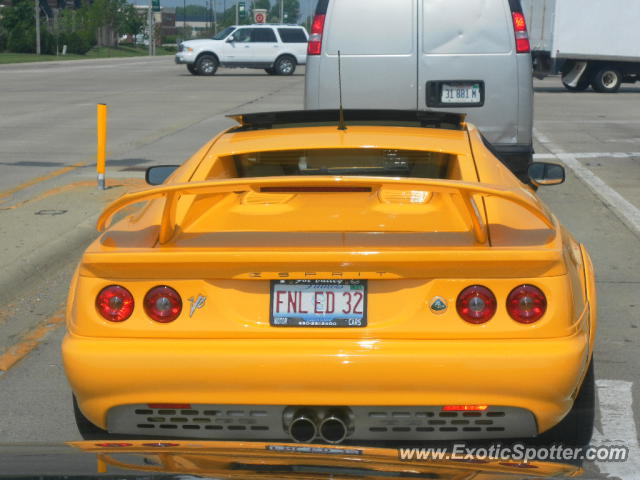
xmin=269 ymin=0 xmax=300 ymax=24
xmin=120 ymin=2 xmax=144 ymax=39
xmin=0 ymin=0 xmax=34 ymax=33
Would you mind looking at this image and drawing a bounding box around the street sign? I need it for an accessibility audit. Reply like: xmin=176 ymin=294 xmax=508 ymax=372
xmin=254 ymin=8 xmax=267 ymax=23
xmin=152 ymin=0 xmax=160 ymax=12
xmin=238 ymin=1 xmax=246 ymax=18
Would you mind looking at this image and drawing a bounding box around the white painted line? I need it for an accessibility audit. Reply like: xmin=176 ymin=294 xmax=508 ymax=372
xmin=534 ymin=128 xmax=640 ymax=238
xmin=592 ymin=379 xmax=640 ymax=480
xmin=534 ymin=152 xmax=640 ymax=160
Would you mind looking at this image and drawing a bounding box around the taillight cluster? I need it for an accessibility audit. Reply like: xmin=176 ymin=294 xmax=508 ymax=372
xmin=307 ymin=14 xmax=325 ymax=55
xmin=456 ymin=285 xmax=546 ymax=324
xmin=511 ymin=11 xmax=530 ymax=53
xmin=96 ymin=285 xmax=182 ymax=323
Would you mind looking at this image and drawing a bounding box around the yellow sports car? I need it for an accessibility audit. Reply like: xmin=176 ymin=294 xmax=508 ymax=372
xmin=63 ymin=110 xmax=596 ymax=447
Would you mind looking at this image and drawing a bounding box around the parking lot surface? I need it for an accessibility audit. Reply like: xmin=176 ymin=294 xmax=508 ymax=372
xmin=0 ymin=57 xmax=638 ymax=479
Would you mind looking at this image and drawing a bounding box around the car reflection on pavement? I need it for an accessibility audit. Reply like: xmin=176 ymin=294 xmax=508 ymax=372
xmin=69 ymin=440 xmax=583 ymax=479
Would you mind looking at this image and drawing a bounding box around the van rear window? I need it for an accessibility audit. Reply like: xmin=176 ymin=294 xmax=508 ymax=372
xmin=230 ymin=149 xmax=451 ymax=179
xmin=423 ymin=0 xmax=512 ymax=55
xmin=326 ymin=0 xmax=414 ymax=55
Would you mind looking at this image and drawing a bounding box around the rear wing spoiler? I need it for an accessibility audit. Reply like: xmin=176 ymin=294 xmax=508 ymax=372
xmin=228 ymin=109 xmax=466 ymax=131
xmin=97 ymin=177 xmax=555 ymax=245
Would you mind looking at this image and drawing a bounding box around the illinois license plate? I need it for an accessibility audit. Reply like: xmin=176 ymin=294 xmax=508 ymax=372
xmin=270 ymin=280 xmax=367 ymax=327
xmin=441 ymin=83 xmax=481 ymax=104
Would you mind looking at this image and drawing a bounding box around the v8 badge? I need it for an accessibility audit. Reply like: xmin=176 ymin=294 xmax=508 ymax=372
xmin=188 ymin=295 xmax=207 ymax=317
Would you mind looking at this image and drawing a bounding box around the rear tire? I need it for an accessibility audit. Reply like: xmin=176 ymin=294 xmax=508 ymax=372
xmin=274 ymin=56 xmax=296 ymax=76
xmin=73 ymin=395 xmax=109 ymax=440
xmin=540 ymin=358 xmax=595 ymax=447
xmin=195 ymin=54 xmax=218 ymax=76
xmin=186 ymin=64 xmax=199 ymax=75
xmin=591 ymin=68 xmax=622 ymax=93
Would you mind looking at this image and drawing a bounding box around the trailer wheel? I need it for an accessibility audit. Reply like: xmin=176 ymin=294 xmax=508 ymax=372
xmin=591 ymin=68 xmax=622 ymax=93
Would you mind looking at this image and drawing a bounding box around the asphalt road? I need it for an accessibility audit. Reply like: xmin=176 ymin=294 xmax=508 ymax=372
xmin=0 ymin=56 xmax=639 ymax=479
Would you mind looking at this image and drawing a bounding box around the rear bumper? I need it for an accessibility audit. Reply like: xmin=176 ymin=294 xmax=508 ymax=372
xmin=63 ymin=332 xmax=589 ymax=437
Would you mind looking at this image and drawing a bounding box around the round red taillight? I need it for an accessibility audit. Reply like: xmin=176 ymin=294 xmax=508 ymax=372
xmin=96 ymin=285 xmax=134 ymax=322
xmin=144 ymin=286 xmax=182 ymax=323
xmin=456 ymin=285 xmax=497 ymax=324
xmin=507 ymin=285 xmax=546 ymax=324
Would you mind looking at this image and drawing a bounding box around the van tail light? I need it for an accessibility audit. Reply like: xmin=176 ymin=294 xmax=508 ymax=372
xmin=511 ymin=12 xmax=530 ymax=53
xmin=96 ymin=285 xmax=134 ymax=322
xmin=144 ymin=286 xmax=182 ymax=323
xmin=456 ymin=285 xmax=497 ymax=324
xmin=307 ymin=14 xmax=325 ymax=55
xmin=507 ymin=285 xmax=546 ymax=324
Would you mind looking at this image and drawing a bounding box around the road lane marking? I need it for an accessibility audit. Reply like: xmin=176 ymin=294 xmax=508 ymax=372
xmin=534 ymin=129 xmax=640 ymax=238
xmin=535 ymin=152 xmax=640 ymax=160
xmin=0 ymin=162 xmax=86 ymax=203
xmin=592 ymin=380 xmax=640 ymax=480
xmin=0 ymin=309 xmax=65 ymax=374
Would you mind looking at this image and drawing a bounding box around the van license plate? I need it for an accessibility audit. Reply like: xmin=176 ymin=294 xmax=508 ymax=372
xmin=441 ymin=83 xmax=481 ymax=104
xmin=270 ymin=280 xmax=367 ymax=327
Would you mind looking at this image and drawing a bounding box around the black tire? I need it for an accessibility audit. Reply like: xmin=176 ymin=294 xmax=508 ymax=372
xmin=274 ymin=55 xmax=296 ymax=76
xmin=195 ymin=54 xmax=218 ymax=76
xmin=540 ymin=358 xmax=595 ymax=447
xmin=73 ymin=395 xmax=110 ymax=440
xmin=591 ymin=68 xmax=622 ymax=93
xmin=186 ymin=64 xmax=199 ymax=75
xmin=264 ymin=67 xmax=276 ymax=75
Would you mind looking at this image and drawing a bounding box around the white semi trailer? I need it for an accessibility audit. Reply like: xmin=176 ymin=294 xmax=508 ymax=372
xmin=522 ymin=0 xmax=640 ymax=92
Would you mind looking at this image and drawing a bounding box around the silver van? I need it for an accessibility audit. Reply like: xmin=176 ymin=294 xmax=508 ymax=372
xmin=304 ymin=0 xmax=533 ymax=181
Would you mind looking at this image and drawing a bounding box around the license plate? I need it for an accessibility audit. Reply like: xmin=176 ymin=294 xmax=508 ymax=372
xmin=270 ymin=280 xmax=367 ymax=328
xmin=441 ymin=83 xmax=481 ymax=104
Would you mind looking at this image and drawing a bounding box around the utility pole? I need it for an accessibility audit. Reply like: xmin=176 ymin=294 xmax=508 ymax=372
xmin=280 ymin=0 xmax=283 ymax=23
xmin=183 ymin=0 xmax=186 ymax=34
xmin=34 ymin=0 xmax=41 ymax=55
xmin=147 ymin=0 xmax=152 ymax=55
xmin=235 ymin=0 xmax=238 ymax=25
xmin=213 ymin=0 xmax=217 ymax=34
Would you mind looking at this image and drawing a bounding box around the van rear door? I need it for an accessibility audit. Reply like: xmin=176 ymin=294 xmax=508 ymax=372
xmin=317 ymin=0 xmax=418 ymax=110
xmin=417 ymin=0 xmax=519 ymax=145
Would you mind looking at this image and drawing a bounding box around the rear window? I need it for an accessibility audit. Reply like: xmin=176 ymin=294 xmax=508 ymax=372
xmin=278 ymin=28 xmax=307 ymax=43
xmin=326 ymin=0 xmax=414 ymax=55
xmin=231 ymin=149 xmax=451 ymax=179
xmin=423 ymin=0 xmax=512 ymax=54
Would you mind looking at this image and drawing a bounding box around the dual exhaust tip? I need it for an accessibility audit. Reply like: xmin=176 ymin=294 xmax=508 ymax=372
xmin=288 ymin=408 xmax=353 ymax=444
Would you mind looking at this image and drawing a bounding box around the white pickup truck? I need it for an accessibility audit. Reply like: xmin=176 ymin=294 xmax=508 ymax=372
xmin=175 ymin=24 xmax=308 ymax=76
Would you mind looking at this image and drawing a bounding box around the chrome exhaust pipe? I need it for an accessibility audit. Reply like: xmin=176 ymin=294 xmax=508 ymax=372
xmin=319 ymin=410 xmax=352 ymax=444
xmin=288 ymin=410 xmax=318 ymax=443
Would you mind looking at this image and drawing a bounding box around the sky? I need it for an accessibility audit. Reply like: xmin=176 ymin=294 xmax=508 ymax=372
xmin=129 ymin=0 xmax=316 ymax=22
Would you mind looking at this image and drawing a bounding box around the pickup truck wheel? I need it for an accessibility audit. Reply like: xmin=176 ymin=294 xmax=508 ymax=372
xmin=186 ymin=64 xmax=199 ymax=75
xmin=591 ymin=68 xmax=622 ymax=93
xmin=539 ymin=358 xmax=595 ymax=447
xmin=274 ymin=56 xmax=296 ymax=76
xmin=264 ymin=67 xmax=276 ymax=75
xmin=196 ymin=54 xmax=218 ymax=76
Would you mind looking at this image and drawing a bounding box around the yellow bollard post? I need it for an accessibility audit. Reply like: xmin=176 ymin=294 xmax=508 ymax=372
xmin=96 ymin=104 xmax=107 ymax=190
